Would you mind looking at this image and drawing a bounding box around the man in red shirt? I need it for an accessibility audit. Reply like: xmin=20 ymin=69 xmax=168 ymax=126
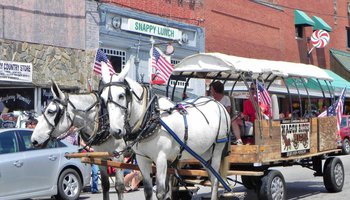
xmin=231 ymin=84 xmax=258 ymax=145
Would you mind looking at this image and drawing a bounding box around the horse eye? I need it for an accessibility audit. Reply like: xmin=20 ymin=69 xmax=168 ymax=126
xmin=118 ymin=94 xmax=125 ymax=100
xmin=47 ymin=109 xmax=56 ymax=114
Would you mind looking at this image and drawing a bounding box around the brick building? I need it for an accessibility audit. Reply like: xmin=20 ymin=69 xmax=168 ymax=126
xmin=106 ymin=0 xmax=350 ymax=78
xmin=1 ymin=0 xmax=350 ymax=114
xmin=105 ymin=0 xmax=350 ymax=113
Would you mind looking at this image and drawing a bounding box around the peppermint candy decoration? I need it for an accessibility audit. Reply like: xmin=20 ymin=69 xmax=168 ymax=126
xmin=311 ymin=30 xmax=330 ymax=48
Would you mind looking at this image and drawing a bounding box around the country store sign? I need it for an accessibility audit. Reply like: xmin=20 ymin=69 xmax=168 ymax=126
xmin=121 ymin=18 xmax=182 ymax=40
xmin=0 ymin=60 xmax=32 ymax=82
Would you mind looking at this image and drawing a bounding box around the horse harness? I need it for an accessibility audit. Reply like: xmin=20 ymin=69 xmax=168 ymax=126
xmin=102 ymin=80 xmax=160 ymax=143
xmin=103 ymin=80 xmax=230 ymax=163
xmin=43 ymin=92 xmax=110 ymax=145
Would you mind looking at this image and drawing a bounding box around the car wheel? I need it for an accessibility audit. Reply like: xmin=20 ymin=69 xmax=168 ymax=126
xmin=55 ymin=168 xmax=82 ymax=200
xmin=323 ymin=157 xmax=344 ymax=193
xmin=341 ymin=138 xmax=350 ymax=155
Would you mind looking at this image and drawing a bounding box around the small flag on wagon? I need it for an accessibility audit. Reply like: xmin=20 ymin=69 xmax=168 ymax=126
xmin=150 ymin=47 xmax=174 ymax=85
xmin=256 ymin=80 xmax=272 ymax=117
xmin=318 ymin=87 xmax=346 ymax=130
xmin=93 ymin=49 xmax=116 ymax=76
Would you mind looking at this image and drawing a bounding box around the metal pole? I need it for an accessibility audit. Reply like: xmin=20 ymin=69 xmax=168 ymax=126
xmin=134 ymin=40 xmax=141 ymax=82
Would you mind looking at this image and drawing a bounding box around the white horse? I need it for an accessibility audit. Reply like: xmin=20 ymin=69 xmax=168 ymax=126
xmin=30 ymin=82 xmax=126 ymax=200
xmin=100 ymin=62 xmax=231 ymax=200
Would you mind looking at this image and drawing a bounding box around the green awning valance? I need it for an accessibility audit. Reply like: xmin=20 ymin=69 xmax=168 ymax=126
xmin=286 ymin=68 xmax=349 ymax=94
xmin=294 ymin=10 xmax=314 ymax=26
xmin=313 ymin=16 xmax=332 ymax=32
xmin=322 ymin=69 xmax=350 ymax=89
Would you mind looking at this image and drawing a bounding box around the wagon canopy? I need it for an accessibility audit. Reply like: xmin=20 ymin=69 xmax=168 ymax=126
xmin=172 ymin=53 xmax=333 ymax=82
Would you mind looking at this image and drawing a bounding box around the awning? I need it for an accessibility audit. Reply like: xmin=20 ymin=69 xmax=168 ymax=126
xmin=285 ymin=69 xmax=349 ymax=96
xmin=294 ymin=10 xmax=314 ymax=26
xmin=294 ymin=10 xmax=315 ymax=26
xmin=313 ymin=16 xmax=332 ymax=32
xmin=322 ymin=69 xmax=350 ymax=89
xmin=330 ymin=49 xmax=350 ymax=73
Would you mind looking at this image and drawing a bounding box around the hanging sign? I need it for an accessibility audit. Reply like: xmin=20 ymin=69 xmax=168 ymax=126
xmin=0 ymin=60 xmax=33 ymax=82
xmin=311 ymin=30 xmax=330 ymax=48
xmin=121 ymin=18 xmax=182 ymax=40
xmin=308 ymin=30 xmax=330 ymax=55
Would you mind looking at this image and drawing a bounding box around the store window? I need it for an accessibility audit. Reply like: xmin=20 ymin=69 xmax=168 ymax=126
xmin=346 ymin=27 xmax=350 ymax=48
xmin=295 ymin=26 xmax=304 ymax=38
xmin=0 ymin=88 xmax=34 ymax=113
xmin=102 ymin=48 xmax=126 ymax=73
xmin=41 ymin=88 xmax=53 ymax=112
xmin=40 ymin=88 xmax=77 ymax=113
xmin=169 ymin=59 xmax=189 ymax=88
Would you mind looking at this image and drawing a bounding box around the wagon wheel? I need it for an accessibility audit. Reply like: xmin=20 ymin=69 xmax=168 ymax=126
xmin=258 ymin=170 xmax=286 ymax=200
xmin=241 ymin=175 xmax=261 ymax=190
xmin=323 ymin=157 xmax=344 ymax=192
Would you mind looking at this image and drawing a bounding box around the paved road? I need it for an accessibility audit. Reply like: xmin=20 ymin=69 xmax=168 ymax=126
xmin=34 ymin=154 xmax=350 ymax=200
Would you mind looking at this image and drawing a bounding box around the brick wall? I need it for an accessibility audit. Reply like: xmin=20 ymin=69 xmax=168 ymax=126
xmin=104 ymin=0 xmax=350 ymax=70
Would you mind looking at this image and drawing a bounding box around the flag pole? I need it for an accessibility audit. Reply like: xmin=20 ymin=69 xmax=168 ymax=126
xmin=149 ymin=36 xmax=155 ymax=87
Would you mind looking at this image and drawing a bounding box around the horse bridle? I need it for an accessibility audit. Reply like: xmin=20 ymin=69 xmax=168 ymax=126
xmin=103 ymin=80 xmax=133 ymax=135
xmin=102 ymin=80 xmax=145 ymax=137
xmin=43 ymin=93 xmax=100 ymax=140
xmin=43 ymin=97 xmax=72 ymax=139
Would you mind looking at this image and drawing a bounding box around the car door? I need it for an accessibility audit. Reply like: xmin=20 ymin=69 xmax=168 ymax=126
xmin=0 ymin=130 xmax=26 ymax=197
xmin=18 ymin=130 xmax=61 ymax=194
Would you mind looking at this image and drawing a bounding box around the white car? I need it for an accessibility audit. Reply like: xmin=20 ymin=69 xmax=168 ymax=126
xmin=0 ymin=128 xmax=91 ymax=200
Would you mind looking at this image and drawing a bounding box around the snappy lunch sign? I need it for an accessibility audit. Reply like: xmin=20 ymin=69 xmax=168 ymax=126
xmin=121 ymin=18 xmax=182 ymax=40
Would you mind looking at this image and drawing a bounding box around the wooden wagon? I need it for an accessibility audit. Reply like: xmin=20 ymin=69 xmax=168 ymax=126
xmin=66 ymin=53 xmax=345 ymax=200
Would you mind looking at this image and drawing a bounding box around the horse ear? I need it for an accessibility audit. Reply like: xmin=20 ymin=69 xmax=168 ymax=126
xmin=115 ymin=59 xmax=131 ymax=82
xmin=51 ymin=81 xmax=65 ymax=100
xmin=101 ymin=61 xmax=111 ymax=84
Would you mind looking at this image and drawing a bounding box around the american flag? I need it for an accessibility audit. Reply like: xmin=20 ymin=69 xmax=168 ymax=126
xmin=256 ymin=80 xmax=272 ymax=109
xmin=93 ymin=49 xmax=116 ymax=75
xmin=318 ymin=87 xmax=346 ymax=130
xmin=151 ymin=47 xmax=174 ymax=84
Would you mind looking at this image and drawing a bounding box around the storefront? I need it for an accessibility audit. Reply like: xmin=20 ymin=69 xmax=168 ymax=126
xmin=98 ymin=4 xmax=205 ymax=97
xmin=0 ymin=59 xmax=80 ymax=116
xmin=0 ymin=60 xmax=35 ymax=114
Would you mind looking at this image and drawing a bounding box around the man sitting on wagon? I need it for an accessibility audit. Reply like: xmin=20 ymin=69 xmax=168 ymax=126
xmin=231 ymin=83 xmax=270 ymax=145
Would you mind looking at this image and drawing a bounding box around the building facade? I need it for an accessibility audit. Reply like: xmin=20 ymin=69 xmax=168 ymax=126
xmin=1 ymin=0 xmax=350 ymax=116
xmin=0 ymin=0 xmax=98 ymax=114
xmin=105 ymin=0 xmax=350 ymax=113
xmin=97 ymin=3 xmax=205 ymax=97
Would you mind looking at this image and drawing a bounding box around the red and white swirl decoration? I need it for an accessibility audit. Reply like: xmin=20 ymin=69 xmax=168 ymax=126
xmin=311 ymin=30 xmax=330 ymax=48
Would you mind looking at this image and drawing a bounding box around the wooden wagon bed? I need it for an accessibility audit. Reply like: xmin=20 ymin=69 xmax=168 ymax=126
xmin=65 ymin=116 xmax=341 ymax=178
